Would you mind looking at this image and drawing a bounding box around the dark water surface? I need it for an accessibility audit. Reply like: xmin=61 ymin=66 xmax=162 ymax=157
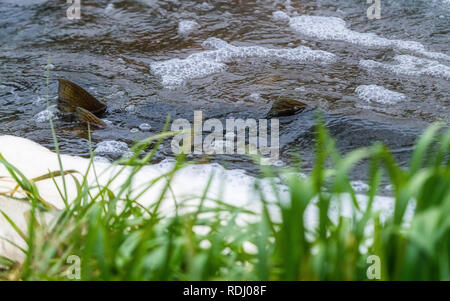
xmin=0 ymin=0 xmax=448 ymax=184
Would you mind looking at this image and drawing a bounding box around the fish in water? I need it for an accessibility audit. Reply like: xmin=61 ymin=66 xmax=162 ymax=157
xmin=57 ymin=79 xmax=107 ymax=127
xmin=267 ymin=97 xmax=307 ymax=118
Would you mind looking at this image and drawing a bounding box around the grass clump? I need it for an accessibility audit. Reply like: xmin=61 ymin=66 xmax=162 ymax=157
xmin=0 ymin=120 xmax=449 ymax=281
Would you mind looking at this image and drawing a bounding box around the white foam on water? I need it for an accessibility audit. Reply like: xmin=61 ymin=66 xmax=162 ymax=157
xmin=94 ymin=140 xmax=129 ymax=156
xmin=34 ymin=105 xmax=59 ymax=123
xmin=45 ymin=63 xmax=55 ymax=70
xmin=355 ymin=85 xmax=406 ymax=105
xmin=32 ymin=96 xmax=45 ymax=105
xmin=178 ymin=20 xmax=199 ymax=36
xmin=139 ymin=123 xmax=152 ymax=131
xmin=150 ymin=37 xmax=336 ymax=87
xmin=124 ymin=104 xmax=137 ymax=112
xmin=288 ymin=15 xmax=450 ymax=61
xmin=360 ymin=55 xmax=450 ymax=80
xmin=350 ymin=180 xmax=370 ymax=193
xmin=1 ymin=0 xmax=48 ymax=5
xmin=102 ymin=119 xmax=113 ymax=126
xmin=151 ymin=56 xmax=225 ymax=87
xmin=105 ymin=2 xmax=114 ymax=12
xmin=272 ymin=11 xmax=290 ymax=23
xmin=429 ymin=0 xmax=450 ymax=8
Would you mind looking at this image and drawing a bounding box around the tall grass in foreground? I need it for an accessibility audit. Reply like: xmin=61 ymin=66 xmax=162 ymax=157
xmin=0 ymin=119 xmax=449 ymax=281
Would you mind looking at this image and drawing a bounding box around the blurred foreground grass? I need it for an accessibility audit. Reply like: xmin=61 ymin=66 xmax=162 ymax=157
xmin=0 ymin=119 xmax=449 ymax=281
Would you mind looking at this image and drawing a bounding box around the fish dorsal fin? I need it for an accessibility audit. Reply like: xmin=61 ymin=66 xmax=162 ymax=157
xmin=58 ymin=79 xmax=107 ymax=114
xmin=75 ymin=107 xmax=107 ymax=127
xmin=267 ymin=98 xmax=307 ymax=118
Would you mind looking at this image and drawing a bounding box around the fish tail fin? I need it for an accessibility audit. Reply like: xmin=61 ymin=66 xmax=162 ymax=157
xmin=75 ymin=107 xmax=107 ymax=127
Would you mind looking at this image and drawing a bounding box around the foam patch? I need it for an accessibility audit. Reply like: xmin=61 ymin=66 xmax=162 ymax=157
xmin=355 ymin=85 xmax=406 ymax=105
xmin=34 ymin=105 xmax=59 ymax=123
xmin=150 ymin=37 xmax=336 ymax=87
xmin=288 ymin=15 xmax=450 ymax=61
xmin=272 ymin=10 xmax=290 ymax=23
xmin=360 ymin=55 xmax=450 ymax=80
xmin=178 ymin=20 xmax=199 ymax=36
xmin=94 ymin=140 xmax=129 ymax=156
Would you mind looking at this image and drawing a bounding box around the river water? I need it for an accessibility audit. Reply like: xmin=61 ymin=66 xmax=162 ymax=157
xmin=0 ymin=0 xmax=448 ymax=186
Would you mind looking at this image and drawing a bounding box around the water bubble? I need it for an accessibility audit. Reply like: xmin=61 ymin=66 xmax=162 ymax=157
xmin=45 ymin=63 xmax=55 ymax=70
xmin=150 ymin=37 xmax=335 ymax=87
xmin=139 ymin=123 xmax=152 ymax=131
xmin=105 ymin=3 xmax=114 ymax=12
xmin=178 ymin=20 xmax=199 ymax=36
xmin=272 ymin=11 xmax=290 ymax=23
